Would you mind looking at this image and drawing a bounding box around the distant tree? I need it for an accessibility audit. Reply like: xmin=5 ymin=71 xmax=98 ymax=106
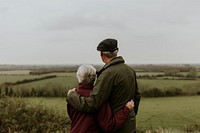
xmin=187 ymin=69 xmax=197 ymax=78
xmin=164 ymin=70 xmax=179 ymax=77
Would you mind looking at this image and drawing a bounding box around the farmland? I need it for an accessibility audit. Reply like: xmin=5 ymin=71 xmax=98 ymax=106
xmin=18 ymin=96 xmax=200 ymax=132
xmin=0 ymin=64 xmax=200 ymax=132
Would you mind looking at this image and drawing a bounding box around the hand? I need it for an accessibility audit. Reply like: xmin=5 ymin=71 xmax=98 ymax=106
xmin=67 ymin=88 xmax=76 ymax=96
xmin=125 ymin=100 xmax=134 ymax=111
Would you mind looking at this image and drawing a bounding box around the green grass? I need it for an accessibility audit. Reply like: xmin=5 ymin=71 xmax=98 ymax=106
xmin=1 ymin=73 xmax=199 ymax=97
xmin=136 ymin=71 xmax=200 ymax=77
xmin=0 ymin=75 xmax=43 ymax=84
xmin=137 ymin=96 xmax=200 ymax=131
xmin=136 ymin=72 xmax=164 ymax=76
xmin=1 ymin=72 xmax=199 ymax=91
xmin=138 ymin=79 xmax=200 ymax=90
xmin=24 ymin=97 xmax=68 ymax=115
xmin=2 ymin=74 xmax=199 ymax=90
xmin=11 ymin=75 xmax=78 ymax=91
xmin=0 ymin=72 xmax=76 ymax=84
xmin=14 ymin=76 xmax=77 ymax=87
xmin=20 ymin=96 xmax=200 ymax=131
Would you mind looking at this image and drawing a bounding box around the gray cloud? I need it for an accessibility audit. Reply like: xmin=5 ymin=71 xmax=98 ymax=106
xmin=0 ymin=0 xmax=200 ymax=64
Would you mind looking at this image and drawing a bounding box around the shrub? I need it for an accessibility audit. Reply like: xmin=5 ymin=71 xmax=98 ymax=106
xmin=2 ymin=82 xmax=69 ymax=97
xmin=165 ymin=88 xmax=183 ymax=96
xmin=4 ymin=75 xmax=57 ymax=86
xmin=186 ymin=70 xmax=198 ymax=78
xmin=0 ymin=96 xmax=70 ymax=133
xmin=183 ymin=82 xmax=200 ymax=96
xmin=141 ymin=87 xmax=184 ymax=97
xmin=196 ymin=91 xmax=200 ymax=95
xmin=141 ymin=88 xmax=165 ymax=97
xmin=184 ymin=124 xmax=200 ymax=133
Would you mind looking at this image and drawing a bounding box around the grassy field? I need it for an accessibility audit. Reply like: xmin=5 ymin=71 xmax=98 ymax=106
xmin=20 ymin=96 xmax=200 ymax=132
xmin=0 ymin=72 xmax=78 ymax=89
xmin=14 ymin=76 xmax=78 ymax=88
xmin=0 ymin=75 xmax=44 ymax=84
xmin=138 ymin=79 xmax=200 ymax=89
xmin=137 ymin=96 xmax=200 ymax=130
xmin=1 ymin=71 xmax=200 ymax=98
xmin=1 ymin=68 xmax=200 ymax=132
xmin=136 ymin=71 xmax=200 ymax=76
xmin=1 ymin=72 xmax=199 ymax=90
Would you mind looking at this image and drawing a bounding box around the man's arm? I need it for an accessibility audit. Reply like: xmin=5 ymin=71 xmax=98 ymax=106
xmin=66 ymin=91 xmax=97 ymax=112
xmin=98 ymin=100 xmax=134 ymax=132
xmin=66 ymin=72 xmax=113 ymax=113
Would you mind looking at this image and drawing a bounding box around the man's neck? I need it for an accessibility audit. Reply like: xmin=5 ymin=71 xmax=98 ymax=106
xmin=104 ymin=57 xmax=114 ymax=64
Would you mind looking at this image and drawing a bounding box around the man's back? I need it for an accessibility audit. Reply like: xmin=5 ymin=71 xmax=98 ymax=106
xmin=106 ymin=62 xmax=136 ymax=111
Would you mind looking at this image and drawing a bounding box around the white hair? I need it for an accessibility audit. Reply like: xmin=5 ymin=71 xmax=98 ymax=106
xmin=101 ymin=49 xmax=118 ymax=58
xmin=76 ymin=64 xmax=96 ymax=83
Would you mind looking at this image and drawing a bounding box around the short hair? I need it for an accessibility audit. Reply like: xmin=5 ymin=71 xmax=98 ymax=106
xmin=76 ymin=64 xmax=96 ymax=83
xmin=101 ymin=49 xmax=118 ymax=58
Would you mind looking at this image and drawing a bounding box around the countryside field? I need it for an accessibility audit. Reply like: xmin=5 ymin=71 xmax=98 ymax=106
xmin=0 ymin=64 xmax=200 ymax=132
xmin=20 ymin=96 xmax=200 ymax=132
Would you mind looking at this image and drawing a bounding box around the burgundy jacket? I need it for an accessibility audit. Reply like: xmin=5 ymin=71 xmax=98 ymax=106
xmin=67 ymin=83 xmax=130 ymax=133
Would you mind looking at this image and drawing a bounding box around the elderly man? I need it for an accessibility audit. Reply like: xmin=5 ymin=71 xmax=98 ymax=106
xmin=67 ymin=38 xmax=140 ymax=133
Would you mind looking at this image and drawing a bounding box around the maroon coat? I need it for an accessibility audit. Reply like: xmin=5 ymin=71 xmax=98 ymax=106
xmin=67 ymin=83 xmax=130 ymax=133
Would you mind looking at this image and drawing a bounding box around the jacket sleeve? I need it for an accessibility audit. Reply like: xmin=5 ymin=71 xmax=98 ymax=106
xmin=98 ymin=102 xmax=130 ymax=132
xmin=66 ymin=71 xmax=113 ymax=113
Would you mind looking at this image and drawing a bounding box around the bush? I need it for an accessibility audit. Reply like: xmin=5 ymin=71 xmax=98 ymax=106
xmin=184 ymin=124 xmax=200 ymax=133
xmin=0 ymin=96 xmax=70 ymax=133
xmin=165 ymin=88 xmax=183 ymax=96
xmin=141 ymin=88 xmax=165 ymax=97
xmin=141 ymin=87 xmax=184 ymax=97
xmin=2 ymin=82 xmax=69 ymax=97
xmin=183 ymin=82 xmax=200 ymax=96
xmin=196 ymin=91 xmax=200 ymax=95
xmin=4 ymin=75 xmax=57 ymax=86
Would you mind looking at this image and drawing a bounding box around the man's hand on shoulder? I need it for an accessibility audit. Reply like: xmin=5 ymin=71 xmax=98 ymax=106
xmin=67 ymin=88 xmax=76 ymax=96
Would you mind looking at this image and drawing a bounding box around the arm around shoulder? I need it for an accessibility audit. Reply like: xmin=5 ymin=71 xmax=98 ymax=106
xmin=66 ymin=90 xmax=98 ymax=113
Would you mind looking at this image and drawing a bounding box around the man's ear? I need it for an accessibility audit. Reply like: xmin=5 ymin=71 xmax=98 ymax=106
xmin=100 ymin=52 xmax=103 ymax=57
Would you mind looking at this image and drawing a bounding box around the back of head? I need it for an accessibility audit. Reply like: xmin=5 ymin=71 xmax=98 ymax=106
xmin=97 ymin=38 xmax=119 ymax=59
xmin=76 ymin=64 xmax=96 ymax=83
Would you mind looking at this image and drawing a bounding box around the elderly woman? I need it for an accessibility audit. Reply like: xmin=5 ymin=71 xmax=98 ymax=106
xmin=67 ymin=64 xmax=134 ymax=133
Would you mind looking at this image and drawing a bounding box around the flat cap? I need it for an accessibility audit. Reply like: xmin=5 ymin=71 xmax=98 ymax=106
xmin=97 ymin=38 xmax=118 ymax=52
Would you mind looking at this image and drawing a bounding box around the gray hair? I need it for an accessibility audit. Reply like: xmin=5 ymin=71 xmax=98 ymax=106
xmin=101 ymin=49 xmax=118 ymax=58
xmin=76 ymin=64 xmax=96 ymax=83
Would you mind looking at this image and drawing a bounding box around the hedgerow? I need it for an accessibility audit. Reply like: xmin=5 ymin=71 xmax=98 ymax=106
xmin=0 ymin=96 xmax=70 ymax=133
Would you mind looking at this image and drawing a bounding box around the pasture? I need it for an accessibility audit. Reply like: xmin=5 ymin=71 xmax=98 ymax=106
xmin=138 ymin=96 xmax=200 ymax=130
xmin=1 ymin=71 xmax=200 ymax=92
xmin=1 ymin=66 xmax=200 ymax=132
xmin=19 ymin=96 xmax=200 ymax=132
xmin=1 ymin=72 xmax=199 ymax=98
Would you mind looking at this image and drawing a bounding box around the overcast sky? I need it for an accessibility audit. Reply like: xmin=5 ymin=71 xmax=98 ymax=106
xmin=0 ymin=0 xmax=199 ymax=65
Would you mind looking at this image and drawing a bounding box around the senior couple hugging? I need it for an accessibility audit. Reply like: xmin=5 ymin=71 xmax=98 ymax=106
xmin=66 ymin=38 xmax=140 ymax=133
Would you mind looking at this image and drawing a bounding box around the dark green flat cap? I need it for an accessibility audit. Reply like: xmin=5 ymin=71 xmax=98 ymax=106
xmin=97 ymin=38 xmax=118 ymax=52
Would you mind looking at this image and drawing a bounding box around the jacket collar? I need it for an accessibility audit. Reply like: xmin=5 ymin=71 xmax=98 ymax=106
xmin=97 ymin=56 xmax=124 ymax=76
